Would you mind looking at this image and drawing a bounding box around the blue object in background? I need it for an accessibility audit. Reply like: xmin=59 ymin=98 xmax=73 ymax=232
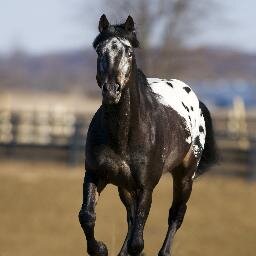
xmin=192 ymin=80 xmax=256 ymax=108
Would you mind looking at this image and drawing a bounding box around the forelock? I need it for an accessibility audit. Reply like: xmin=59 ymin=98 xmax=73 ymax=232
xmin=93 ymin=24 xmax=139 ymax=49
xmin=119 ymin=38 xmax=132 ymax=48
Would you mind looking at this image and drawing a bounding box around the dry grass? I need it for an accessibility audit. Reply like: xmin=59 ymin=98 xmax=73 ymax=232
xmin=0 ymin=160 xmax=256 ymax=256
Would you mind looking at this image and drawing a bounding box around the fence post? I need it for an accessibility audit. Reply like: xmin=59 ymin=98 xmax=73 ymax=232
xmin=8 ymin=113 xmax=19 ymax=155
xmin=248 ymin=138 xmax=256 ymax=181
xmin=69 ymin=117 xmax=83 ymax=166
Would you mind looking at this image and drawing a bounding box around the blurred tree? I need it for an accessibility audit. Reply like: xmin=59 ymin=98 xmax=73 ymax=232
xmin=99 ymin=0 xmax=217 ymax=77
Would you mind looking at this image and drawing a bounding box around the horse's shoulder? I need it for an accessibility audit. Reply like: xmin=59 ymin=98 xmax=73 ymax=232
xmin=86 ymin=106 xmax=107 ymax=151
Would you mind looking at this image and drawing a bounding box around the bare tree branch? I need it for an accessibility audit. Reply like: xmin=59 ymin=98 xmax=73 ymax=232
xmin=93 ymin=0 xmax=218 ymax=74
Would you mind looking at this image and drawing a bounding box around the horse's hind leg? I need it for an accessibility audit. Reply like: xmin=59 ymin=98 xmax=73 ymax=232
xmin=79 ymin=171 xmax=107 ymax=256
xmin=158 ymin=165 xmax=195 ymax=256
xmin=118 ymin=188 xmax=136 ymax=256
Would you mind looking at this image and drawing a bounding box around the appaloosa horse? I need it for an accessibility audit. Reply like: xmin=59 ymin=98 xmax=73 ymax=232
xmin=79 ymin=14 xmax=217 ymax=256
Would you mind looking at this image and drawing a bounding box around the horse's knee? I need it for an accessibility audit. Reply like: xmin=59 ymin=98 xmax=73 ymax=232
xmin=79 ymin=209 xmax=96 ymax=230
xmin=128 ymin=236 xmax=144 ymax=255
xmin=88 ymin=240 xmax=108 ymax=256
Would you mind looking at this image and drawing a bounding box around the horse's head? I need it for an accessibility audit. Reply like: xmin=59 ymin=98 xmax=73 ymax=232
xmin=93 ymin=14 xmax=139 ymax=104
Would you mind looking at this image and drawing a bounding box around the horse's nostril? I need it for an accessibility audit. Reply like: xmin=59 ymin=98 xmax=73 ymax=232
xmin=102 ymin=83 xmax=120 ymax=95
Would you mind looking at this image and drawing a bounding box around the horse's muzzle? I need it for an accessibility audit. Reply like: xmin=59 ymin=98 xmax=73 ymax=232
xmin=102 ymin=82 xmax=121 ymax=104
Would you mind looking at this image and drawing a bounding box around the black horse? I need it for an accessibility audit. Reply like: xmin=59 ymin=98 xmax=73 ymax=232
xmin=79 ymin=14 xmax=217 ymax=256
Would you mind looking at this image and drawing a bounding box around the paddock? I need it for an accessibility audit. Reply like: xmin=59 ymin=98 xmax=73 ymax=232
xmin=0 ymin=160 xmax=255 ymax=256
xmin=0 ymin=94 xmax=255 ymax=255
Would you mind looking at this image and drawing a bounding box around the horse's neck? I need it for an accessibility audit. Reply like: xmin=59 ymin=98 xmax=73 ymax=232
xmin=129 ymin=68 xmax=148 ymax=121
xmin=103 ymin=65 xmax=144 ymax=156
xmin=102 ymin=89 xmax=130 ymax=156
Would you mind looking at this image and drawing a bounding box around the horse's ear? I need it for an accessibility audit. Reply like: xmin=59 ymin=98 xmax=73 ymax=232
xmin=98 ymin=14 xmax=109 ymax=32
xmin=124 ymin=15 xmax=135 ymax=32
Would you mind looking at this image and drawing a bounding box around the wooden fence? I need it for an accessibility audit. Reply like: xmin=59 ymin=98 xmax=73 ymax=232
xmin=212 ymin=97 xmax=256 ymax=180
xmin=0 ymin=98 xmax=255 ymax=180
xmin=0 ymin=106 xmax=89 ymax=165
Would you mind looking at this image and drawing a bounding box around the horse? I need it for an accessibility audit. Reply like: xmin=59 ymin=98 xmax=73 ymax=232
xmin=79 ymin=14 xmax=217 ymax=256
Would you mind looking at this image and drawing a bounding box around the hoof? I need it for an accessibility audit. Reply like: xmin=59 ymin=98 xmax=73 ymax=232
xmin=87 ymin=240 xmax=108 ymax=256
xmin=128 ymin=238 xmax=144 ymax=255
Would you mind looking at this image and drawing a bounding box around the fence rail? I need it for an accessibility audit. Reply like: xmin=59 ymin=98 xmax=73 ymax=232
xmin=0 ymin=107 xmax=89 ymax=165
xmin=212 ymin=98 xmax=256 ymax=180
xmin=0 ymin=99 xmax=255 ymax=180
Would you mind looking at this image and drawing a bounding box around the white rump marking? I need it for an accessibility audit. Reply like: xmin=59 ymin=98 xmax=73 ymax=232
xmin=148 ymin=78 xmax=206 ymax=160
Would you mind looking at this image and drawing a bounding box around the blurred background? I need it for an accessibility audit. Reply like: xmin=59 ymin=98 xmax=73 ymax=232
xmin=0 ymin=0 xmax=255 ymax=255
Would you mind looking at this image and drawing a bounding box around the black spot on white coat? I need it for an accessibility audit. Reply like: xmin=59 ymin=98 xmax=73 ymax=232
xmin=182 ymin=102 xmax=190 ymax=112
xmin=166 ymin=82 xmax=173 ymax=88
xmin=199 ymin=125 xmax=204 ymax=133
xmin=183 ymin=87 xmax=191 ymax=93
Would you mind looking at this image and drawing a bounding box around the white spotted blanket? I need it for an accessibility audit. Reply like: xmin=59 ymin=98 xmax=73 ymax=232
xmin=148 ymin=78 xmax=206 ymax=160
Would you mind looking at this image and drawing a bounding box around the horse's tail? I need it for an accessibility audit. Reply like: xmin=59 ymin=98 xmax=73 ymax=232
xmin=195 ymin=101 xmax=218 ymax=178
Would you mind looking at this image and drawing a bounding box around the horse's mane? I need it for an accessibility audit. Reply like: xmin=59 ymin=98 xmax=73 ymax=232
xmin=93 ymin=23 xmax=140 ymax=49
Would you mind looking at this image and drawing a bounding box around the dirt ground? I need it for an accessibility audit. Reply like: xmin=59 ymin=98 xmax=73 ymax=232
xmin=0 ymin=160 xmax=255 ymax=256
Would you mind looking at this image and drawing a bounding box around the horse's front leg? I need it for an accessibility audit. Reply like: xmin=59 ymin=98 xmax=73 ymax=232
xmin=118 ymin=188 xmax=136 ymax=256
xmin=128 ymin=189 xmax=153 ymax=256
xmin=79 ymin=171 xmax=107 ymax=256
